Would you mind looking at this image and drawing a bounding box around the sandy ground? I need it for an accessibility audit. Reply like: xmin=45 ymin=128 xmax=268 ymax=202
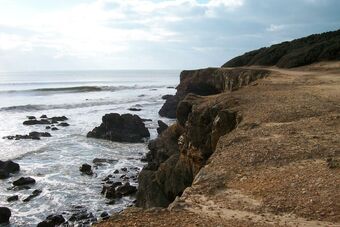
xmin=96 ymin=62 xmax=340 ymax=227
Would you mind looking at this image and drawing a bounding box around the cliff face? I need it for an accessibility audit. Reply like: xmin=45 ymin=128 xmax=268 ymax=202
xmin=138 ymin=68 xmax=268 ymax=208
xmin=223 ymin=29 xmax=340 ymax=68
xmin=159 ymin=68 xmax=269 ymax=119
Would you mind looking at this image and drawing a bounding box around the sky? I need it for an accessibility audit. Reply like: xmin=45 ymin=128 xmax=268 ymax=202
xmin=0 ymin=0 xmax=339 ymax=71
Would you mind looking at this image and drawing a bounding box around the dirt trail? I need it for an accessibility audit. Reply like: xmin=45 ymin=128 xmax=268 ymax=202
xmin=97 ymin=62 xmax=340 ymax=227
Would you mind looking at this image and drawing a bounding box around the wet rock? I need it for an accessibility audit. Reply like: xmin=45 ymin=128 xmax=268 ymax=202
xmin=0 ymin=161 xmax=20 ymax=179
xmin=37 ymin=214 xmax=65 ymax=227
xmin=161 ymin=94 xmax=173 ymax=100
xmin=50 ymin=116 xmax=68 ymax=122
xmin=23 ymin=189 xmax=42 ymax=202
xmin=58 ymin=122 xmax=70 ymax=127
xmin=128 ymin=108 xmax=142 ymax=111
xmin=0 ymin=160 xmax=20 ymax=174
xmin=87 ymin=113 xmax=150 ymax=143
xmin=13 ymin=177 xmax=36 ymax=186
xmin=80 ymin=164 xmax=93 ymax=176
xmin=9 ymin=185 xmax=31 ymax=191
xmin=0 ymin=207 xmax=11 ymax=224
xmin=29 ymin=132 xmax=52 ymax=138
xmin=100 ymin=211 xmax=110 ymax=220
xmin=142 ymin=118 xmax=152 ymax=122
xmin=27 ymin=116 xmax=36 ymax=120
xmin=121 ymin=167 xmax=127 ymax=172
xmin=113 ymin=170 xmax=119 ymax=174
xmin=45 ymin=126 xmax=51 ymax=130
xmin=40 ymin=115 xmax=48 ymax=119
xmin=23 ymin=119 xmax=50 ymax=125
xmin=7 ymin=195 xmax=19 ymax=202
xmin=106 ymin=200 xmax=115 ymax=205
xmin=116 ymin=182 xmax=137 ymax=196
xmin=0 ymin=170 xmax=9 ymax=179
xmin=51 ymin=127 xmax=59 ymax=131
xmin=93 ymin=158 xmax=117 ymax=165
xmin=69 ymin=210 xmax=96 ymax=224
xmin=101 ymin=182 xmax=123 ymax=199
xmin=157 ymin=120 xmax=168 ymax=135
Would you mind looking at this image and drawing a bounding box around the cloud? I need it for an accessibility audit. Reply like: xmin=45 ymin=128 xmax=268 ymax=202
xmin=266 ymin=24 xmax=285 ymax=32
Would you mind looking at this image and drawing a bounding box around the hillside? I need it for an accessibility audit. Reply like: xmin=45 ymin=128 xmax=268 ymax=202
xmin=223 ymin=30 xmax=340 ymax=68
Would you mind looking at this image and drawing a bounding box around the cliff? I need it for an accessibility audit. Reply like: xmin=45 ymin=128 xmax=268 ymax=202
xmin=97 ymin=31 xmax=340 ymax=226
xmin=223 ymin=29 xmax=340 ymax=68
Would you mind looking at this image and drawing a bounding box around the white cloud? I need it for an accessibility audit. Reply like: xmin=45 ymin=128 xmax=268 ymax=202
xmin=0 ymin=0 xmax=244 ymax=60
xmin=266 ymin=24 xmax=285 ymax=32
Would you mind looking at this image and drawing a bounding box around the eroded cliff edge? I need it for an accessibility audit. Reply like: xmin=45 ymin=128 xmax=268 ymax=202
xmin=98 ymin=62 xmax=340 ymax=227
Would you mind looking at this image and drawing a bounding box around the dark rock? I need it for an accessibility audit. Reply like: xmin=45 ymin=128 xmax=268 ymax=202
xmin=87 ymin=113 xmax=150 ymax=143
xmin=23 ymin=189 xmax=42 ymax=202
xmin=40 ymin=115 xmax=48 ymax=119
xmin=27 ymin=116 xmax=36 ymax=120
xmin=100 ymin=212 xmax=110 ymax=220
xmin=158 ymin=95 xmax=178 ymax=119
xmin=101 ymin=182 xmax=123 ymax=199
xmin=0 ymin=170 xmax=9 ymax=179
xmin=45 ymin=126 xmax=51 ymax=129
xmin=80 ymin=164 xmax=93 ymax=176
xmin=113 ymin=170 xmax=119 ymax=174
xmin=0 ymin=160 xmax=20 ymax=174
xmin=23 ymin=119 xmax=50 ymax=125
xmin=37 ymin=214 xmax=65 ymax=227
xmin=121 ymin=167 xmax=127 ymax=172
xmin=116 ymin=182 xmax=137 ymax=196
xmin=223 ymin=29 xmax=340 ymax=68
xmin=13 ymin=177 xmax=36 ymax=186
xmin=157 ymin=120 xmax=168 ymax=135
xmin=50 ymin=116 xmax=68 ymax=122
xmin=0 ymin=207 xmax=11 ymax=224
xmin=7 ymin=195 xmax=18 ymax=202
xmin=51 ymin=127 xmax=59 ymax=131
xmin=29 ymin=132 xmax=52 ymax=138
xmin=167 ymin=86 xmax=175 ymax=89
xmin=106 ymin=200 xmax=115 ymax=205
xmin=161 ymin=94 xmax=173 ymax=100
xmin=9 ymin=185 xmax=31 ymax=191
xmin=93 ymin=158 xmax=117 ymax=165
xmin=142 ymin=118 xmax=152 ymax=122
xmin=128 ymin=108 xmax=142 ymax=111
xmin=69 ymin=210 xmax=96 ymax=224
xmin=58 ymin=122 xmax=70 ymax=127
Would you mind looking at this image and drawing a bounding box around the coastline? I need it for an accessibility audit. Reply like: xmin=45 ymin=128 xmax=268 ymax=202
xmin=97 ymin=61 xmax=340 ymax=226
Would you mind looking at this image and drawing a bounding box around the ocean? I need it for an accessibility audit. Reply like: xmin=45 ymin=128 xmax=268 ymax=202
xmin=0 ymin=70 xmax=179 ymax=226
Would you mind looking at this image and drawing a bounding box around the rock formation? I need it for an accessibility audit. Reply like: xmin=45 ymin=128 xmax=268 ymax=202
xmin=87 ymin=113 xmax=150 ymax=143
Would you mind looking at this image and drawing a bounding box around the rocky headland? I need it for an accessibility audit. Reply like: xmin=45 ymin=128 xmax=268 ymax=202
xmin=97 ymin=30 xmax=340 ymax=226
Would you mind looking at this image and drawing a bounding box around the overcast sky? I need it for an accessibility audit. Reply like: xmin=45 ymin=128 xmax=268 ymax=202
xmin=0 ymin=0 xmax=339 ymax=71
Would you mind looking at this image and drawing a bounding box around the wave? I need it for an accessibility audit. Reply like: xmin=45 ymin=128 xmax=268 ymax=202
xmin=0 ymin=97 xmax=164 ymax=112
xmin=0 ymin=85 xmax=168 ymax=95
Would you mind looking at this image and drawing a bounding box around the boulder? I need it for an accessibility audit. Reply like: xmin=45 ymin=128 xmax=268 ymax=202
xmin=13 ymin=177 xmax=36 ymax=186
xmin=87 ymin=113 xmax=150 ymax=143
xmin=37 ymin=214 xmax=65 ymax=227
xmin=23 ymin=119 xmax=50 ymax=125
xmin=58 ymin=122 xmax=70 ymax=127
xmin=116 ymin=182 xmax=137 ymax=196
xmin=0 ymin=160 xmax=20 ymax=179
xmin=0 ymin=207 xmax=11 ymax=224
xmin=128 ymin=108 xmax=142 ymax=111
xmin=27 ymin=116 xmax=36 ymax=120
xmin=157 ymin=120 xmax=168 ymax=135
xmin=23 ymin=189 xmax=42 ymax=202
xmin=161 ymin=94 xmax=173 ymax=100
xmin=80 ymin=164 xmax=93 ymax=176
xmin=50 ymin=116 xmax=68 ymax=122
xmin=40 ymin=115 xmax=48 ymax=119
xmin=7 ymin=195 xmax=19 ymax=202
xmin=29 ymin=132 xmax=52 ymax=138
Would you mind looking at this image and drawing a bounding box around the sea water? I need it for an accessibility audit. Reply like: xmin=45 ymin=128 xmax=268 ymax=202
xmin=0 ymin=70 xmax=179 ymax=226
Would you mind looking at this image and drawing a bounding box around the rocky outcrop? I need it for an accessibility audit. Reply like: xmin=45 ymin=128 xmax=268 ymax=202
xmin=37 ymin=215 xmax=65 ymax=227
xmin=137 ymin=93 xmax=240 ymax=208
xmin=87 ymin=113 xmax=150 ymax=143
xmin=0 ymin=160 xmax=20 ymax=179
xmin=157 ymin=120 xmax=168 ymax=135
xmin=159 ymin=68 xmax=268 ymax=119
xmin=0 ymin=207 xmax=11 ymax=224
xmin=223 ymin=29 xmax=340 ymax=68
